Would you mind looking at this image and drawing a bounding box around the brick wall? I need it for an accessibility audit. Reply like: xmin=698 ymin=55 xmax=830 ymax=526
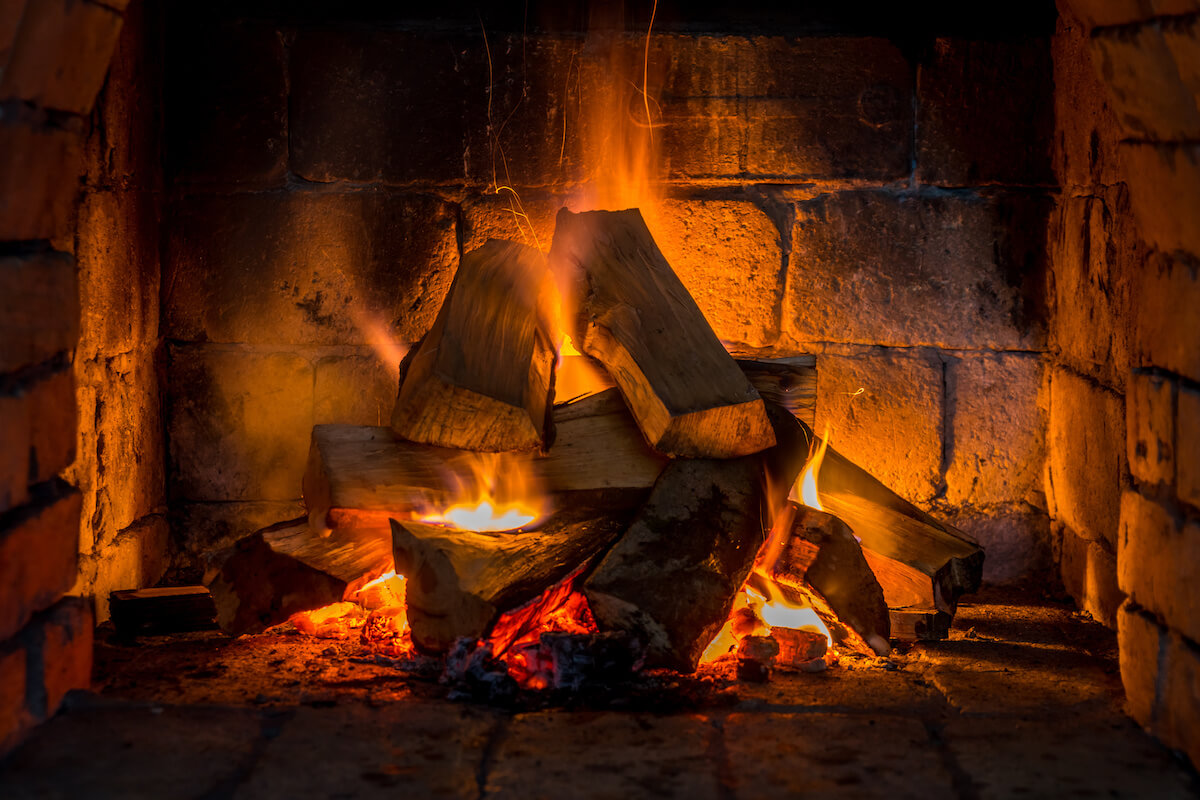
xmin=1055 ymin=0 xmax=1200 ymax=769
xmin=161 ymin=6 xmax=1056 ymax=586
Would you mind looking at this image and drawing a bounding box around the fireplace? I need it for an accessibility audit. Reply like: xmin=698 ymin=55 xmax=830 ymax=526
xmin=1 ymin=0 xmax=1199 ymax=790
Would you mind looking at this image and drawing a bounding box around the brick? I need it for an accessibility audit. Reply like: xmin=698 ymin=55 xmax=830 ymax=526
xmin=169 ymin=501 xmax=305 ymax=583
xmin=0 ymin=0 xmax=123 ymax=113
xmin=943 ymin=505 xmax=1051 ymax=585
xmin=74 ymin=514 xmax=168 ymax=623
xmin=815 ymin=349 xmax=943 ymax=504
xmin=1134 ymin=250 xmax=1200 ymax=384
xmin=1070 ymin=0 xmax=1199 ymax=27
xmin=1052 ymin=15 xmax=1126 ymax=190
xmin=76 ymin=189 xmax=160 ymax=359
xmin=72 ymin=349 xmax=162 ymax=553
xmin=1048 ymin=368 xmax=1125 ymax=548
xmin=1091 ymin=23 xmax=1200 ymax=140
xmin=1060 ymin=524 xmax=1122 ymax=627
xmin=1127 ymin=372 xmax=1175 ymax=488
xmin=784 ymin=191 xmax=1050 ymax=350
xmin=291 ymin=30 xmax=474 ymax=184
xmin=0 ymin=366 xmax=72 ymax=513
xmin=1048 ymin=188 xmax=1142 ymax=384
xmin=1118 ymin=490 xmax=1200 ymax=641
xmin=0 ymin=484 xmax=80 ymax=641
xmin=653 ymin=36 xmax=743 ymax=178
xmin=0 ymin=392 xmax=31 ymax=512
xmin=313 ymin=354 xmax=398 ymax=428
xmin=167 ymin=346 xmax=312 ymax=503
xmin=917 ymin=38 xmax=1054 ymax=186
xmin=461 ymin=190 xmax=565 ymax=255
xmin=32 ymin=596 xmax=92 ymax=718
xmin=744 ymin=37 xmax=912 ymax=180
xmin=1179 ymin=386 xmax=1200 ymax=508
xmin=0 ymin=643 xmax=30 ymax=753
xmin=1162 ymin=630 xmax=1200 ymax=769
xmin=0 ymin=251 xmax=77 ymax=373
xmin=164 ymin=192 xmax=458 ymax=347
xmin=647 ymin=198 xmax=782 ymax=348
xmin=165 ymin=19 xmax=285 ymax=184
xmin=0 ymin=118 xmax=81 ymax=240
xmin=1118 ymin=601 xmax=1163 ymax=728
xmin=1123 ymin=143 xmax=1200 ymax=258
xmin=945 ymin=353 xmax=1046 ymax=507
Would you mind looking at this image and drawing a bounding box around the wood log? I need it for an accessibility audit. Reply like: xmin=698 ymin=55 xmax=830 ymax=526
xmin=762 ymin=501 xmax=890 ymax=655
xmin=736 ymin=356 xmax=817 ymax=430
xmin=888 ymin=607 xmax=952 ymax=641
xmin=108 ymin=586 xmax=218 ymax=638
xmin=583 ymin=456 xmax=770 ymax=672
xmin=260 ymin=516 xmax=393 ymax=583
xmin=548 ymin=208 xmax=775 ymax=458
xmin=391 ymin=239 xmax=557 ymax=452
xmin=391 ymin=506 xmax=633 ymax=653
xmin=304 ymin=388 xmax=668 ymax=535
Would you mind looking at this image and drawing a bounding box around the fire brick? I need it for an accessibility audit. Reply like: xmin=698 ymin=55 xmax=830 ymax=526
xmin=1118 ymin=601 xmax=1163 ymax=729
xmin=1135 ymin=250 xmax=1200 ymax=385
xmin=944 ymin=506 xmax=1051 ymax=585
xmin=0 ymin=0 xmax=123 ymax=114
xmin=167 ymin=345 xmax=312 ymax=503
xmin=1052 ymin=15 xmax=1125 ymax=190
xmin=0 ymin=119 xmax=80 ymax=241
xmin=0 ymin=483 xmax=80 ymax=642
xmin=461 ymin=191 xmax=566 ymax=256
xmin=170 ymin=501 xmax=308 ymax=577
xmin=917 ymin=38 xmax=1054 ymax=187
xmin=1178 ymin=386 xmax=1200 ymax=509
xmin=0 ymin=251 xmax=78 ymax=374
xmin=1090 ymin=23 xmax=1200 ymax=141
xmin=1070 ymin=0 xmax=1199 ymax=27
xmin=26 ymin=369 xmax=76 ymax=488
xmin=1127 ymin=372 xmax=1175 ymax=489
xmin=0 ymin=643 xmax=29 ymax=753
xmin=1119 ymin=490 xmax=1200 ymax=643
xmin=1162 ymin=629 xmax=1200 ymax=769
xmin=31 ymin=597 xmax=92 ymax=719
xmin=1047 ymin=368 xmax=1125 ymax=549
xmin=1123 ymin=144 xmax=1200 ymax=260
xmin=1060 ymin=523 xmax=1122 ymax=628
xmin=165 ymin=192 xmax=458 ymax=347
xmin=313 ymin=354 xmax=398 ymax=428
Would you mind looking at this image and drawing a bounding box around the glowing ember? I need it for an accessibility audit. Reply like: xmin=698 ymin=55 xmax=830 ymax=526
xmin=420 ymin=453 xmax=547 ymax=532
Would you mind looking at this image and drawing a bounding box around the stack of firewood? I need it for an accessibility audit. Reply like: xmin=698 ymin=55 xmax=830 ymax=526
xmin=205 ymin=209 xmax=983 ymax=673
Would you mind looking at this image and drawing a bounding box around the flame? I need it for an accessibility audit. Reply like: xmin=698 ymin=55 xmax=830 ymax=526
xmin=420 ymin=453 xmax=546 ymax=532
xmin=794 ymin=426 xmax=831 ymax=512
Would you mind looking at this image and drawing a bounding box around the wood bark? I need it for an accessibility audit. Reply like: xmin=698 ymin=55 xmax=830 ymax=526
xmin=391 ymin=239 xmax=557 ymax=452
xmin=548 ymin=208 xmax=775 ymax=458
xmin=391 ymin=506 xmax=633 ymax=653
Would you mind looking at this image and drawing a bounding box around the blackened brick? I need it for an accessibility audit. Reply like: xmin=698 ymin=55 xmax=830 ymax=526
xmin=0 ymin=251 xmax=78 ymax=374
xmin=0 ymin=120 xmax=81 ymax=241
xmin=0 ymin=484 xmax=81 ymax=641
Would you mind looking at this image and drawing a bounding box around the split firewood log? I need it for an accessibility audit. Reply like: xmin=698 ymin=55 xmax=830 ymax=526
xmin=737 ymin=356 xmax=817 ymax=430
xmin=391 ymin=506 xmax=633 ymax=653
xmin=391 ymin=239 xmax=557 ymax=452
xmin=888 ymin=607 xmax=952 ymax=641
xmin=548 ymin=208 xmax=775 ymax=458
xmin=260 ymin=516 xmax=393 ymax=583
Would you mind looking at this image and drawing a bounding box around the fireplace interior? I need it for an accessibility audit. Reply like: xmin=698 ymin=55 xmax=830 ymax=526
xmin=2 ymin=0 xmax=1200 ymax=794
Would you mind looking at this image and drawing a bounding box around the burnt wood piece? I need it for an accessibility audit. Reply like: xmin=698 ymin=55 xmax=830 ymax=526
xmin=888 ymin=607 xmax=953 ymax=642
xmin=391 ymin=239 xmax=557 ymax=452
xmin=391 ymin=506 xmax=633 ymax=653
xmin=583 ymin=456 xmax=770 ymax=672
xmin=763 ymin=501 xmax=891 ymax=655
xmin=260 ymin=516 xmax=393 ymax=583
xmin=737 ymin=357 xmax=817 ymax=430
xmin=109 ymin=586 xmax=218 ymax=637
xmin=304 ymin=388 xmax=667 ymax=535
xmin=204 ymin=531 xmax=346 ymax=635
xmin=548 ymin=208 xmax=775 ymax=458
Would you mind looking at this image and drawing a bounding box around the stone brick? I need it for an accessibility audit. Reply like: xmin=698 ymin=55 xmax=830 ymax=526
xmin=165 ymin=18 xmax=285 ymax=184
xmin=0 ymin=391 xmax=31 ymax=513
xmin=743 ymin=37 xmax=912 ymax=180
xmin=0 ymin=643 xmax=30 ymax=753
xmin=1162 ymin=629 xmax=1200 ymax=768
xmin=646 ymin=199 xmax=782 ymax=348
xmin=943 ymin=505 xmax=1051 ymax=585
xmin=75 ymin=514 xmax=168 ymax=622
xmin=1091 ymin=23 xmax=1200 ymax=141
xmin=1178 ymin=386 xmax=1200 ymax=509
xmin=653 ymin=36 xmax=743 ymax=178
xmin=0 ymin=0 xmax=123 ymax=114
xmin=1118 ymin=490 xmax=1200 ymax=641
xmin=1048 ymin=368 xmax=1125 ymax=548
xmin=313 ymin=354 xmax=398 ymax=428
xmin=76 ymin=189 xmax=159 ymax=359
xmin=0 ymin=119 xmax=81 ymax=241
xmin=0 ymin=251 xmax=77 ymax=373
xmin=1070 ymin=0 xmax=1199 ymax=27
xmin=170 ymin=501 xmax=304 ymax=582
xmin=1134 ymin=250 xmax=1200 ymax=384
xmin=1052 ymin=15 xmax=1125 ymax=190
xmin=1060 ymin=523 xmax=1123 ymax=627
xmin=32 ymin=596 xmax=92 ymax=718
xmin=72 ymin=349 xmax=162 ymax=553
xmin=815 ymin=349 xmax=943 ymax=504
xmin=945 ymin=353 xmax=1046 ymax=507
xmin=1048 ymin=187 xmax=1142 ymax=385
xmin=291 ymin=30 xmax=475 ymax=184
xmin=1127 ymin=372 xmax=1175 ymax=488
xmin=167 ymin=346 xmax=312 ymax=503
xmin=0 ymin=368 xmax=75 ymax=514
xmin=784 ymin=191 xmax=1050 ymax=350
xmin=461 ymin=191 xmax=565 ymax=256
xmin=1118 ymin=601 xmax=1162 ymax=729
xmin=0 ymin=484 xmax=80 ymax=641
xmin=917 ymin=38 xmax=1054 ymax=186
xmin=165 ymin=192 xmax=458 ymax=347
xmin=1123 ymin=143 xmax=1200 ymax=258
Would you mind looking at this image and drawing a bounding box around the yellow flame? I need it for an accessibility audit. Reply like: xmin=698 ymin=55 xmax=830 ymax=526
xmin=420 ymin=453 xmax=546 ymax=532
xmin=795 ymin=426 xmax=831 ymax=512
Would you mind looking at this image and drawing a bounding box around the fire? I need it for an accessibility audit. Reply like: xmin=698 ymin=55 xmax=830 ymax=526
xmin=795 ymin=425 xmax=831 ymax=512
xmin=420 ymin=453 xmax=546 ymax=532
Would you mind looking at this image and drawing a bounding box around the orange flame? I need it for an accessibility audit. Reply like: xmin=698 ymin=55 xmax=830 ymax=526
xmin=420 ymin=453 xmax=547 ymax=532
xmin=795 ymin=426 xmax=831 ymax=512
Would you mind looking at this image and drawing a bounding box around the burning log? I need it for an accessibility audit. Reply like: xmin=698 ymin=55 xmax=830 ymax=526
xmin=390 ymin=507 xmax=632 ymax=653
xmin=548 ymin=208 xmax=775 ymax=458
xmin=259 ymin=516 xmax=392 ymax=583
xmin=391 ymin=239 xmax=557 ymax=452
xmin=583 ymin=456 xmax=770 ymax=672
xmin=737 ymin=357 xmax=817 ymax=430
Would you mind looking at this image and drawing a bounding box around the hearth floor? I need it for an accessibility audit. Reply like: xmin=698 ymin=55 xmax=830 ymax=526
xmin=1 ymin=587 xmax=1197 ymax=799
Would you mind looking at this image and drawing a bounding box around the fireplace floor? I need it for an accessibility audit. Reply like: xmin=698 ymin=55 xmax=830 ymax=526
xmin=1 ymin=587 xmax=1196 ymax=798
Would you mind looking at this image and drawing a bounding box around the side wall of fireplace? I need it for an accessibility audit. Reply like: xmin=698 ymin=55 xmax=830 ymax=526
xmin=1053 ymin=0 xmax=1200 ymax=767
